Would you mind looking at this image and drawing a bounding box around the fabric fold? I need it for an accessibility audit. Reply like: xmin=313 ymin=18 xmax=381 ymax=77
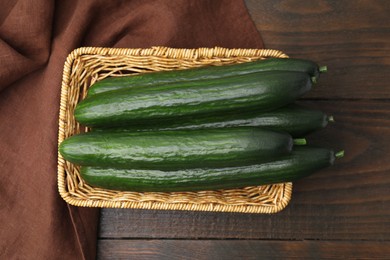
xmin=0 ymin=0 xmax=54 ymax=91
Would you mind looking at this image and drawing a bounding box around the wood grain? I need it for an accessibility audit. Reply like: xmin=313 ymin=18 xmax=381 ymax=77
xmin=97 ymin=240 xmax=390 ymax=260
xmin=245 ymin=0 xmax=390 ymax=99
xmin=99 ymin=100 xmax=390 ymax=240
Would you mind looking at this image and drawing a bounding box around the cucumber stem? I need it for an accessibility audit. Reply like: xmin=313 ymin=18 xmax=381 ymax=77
xmin=293 ymin=138 xmax=307 ymax=146
xmin=311 ymin=76 xmax=318 ymax=84
xmin=328 ymin=115 xmax=335 ymax=123
xmin=319 ymin=66 xmax=327 ymax=73
xmin=335 ymin=150 xmax=345 ymax=158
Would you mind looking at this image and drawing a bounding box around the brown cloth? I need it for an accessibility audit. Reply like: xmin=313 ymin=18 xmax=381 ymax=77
xmin=0 ymin=0 xmax=263 ymax=259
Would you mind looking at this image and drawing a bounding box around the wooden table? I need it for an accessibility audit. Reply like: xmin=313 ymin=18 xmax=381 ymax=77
xmin=97 ymin=1 xmax=390 ymax=259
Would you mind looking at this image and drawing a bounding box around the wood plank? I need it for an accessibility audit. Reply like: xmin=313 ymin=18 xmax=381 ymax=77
xmin=99 ymin=100 xmax=390 ymax=240
xmin=97 ymin=240 xmax=390 ymax=260
xmin=245 ymin=0 xmax=390 ymax=99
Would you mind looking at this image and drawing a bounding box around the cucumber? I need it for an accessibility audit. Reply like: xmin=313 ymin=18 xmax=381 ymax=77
xmin=79 ymin=146 xmax=340 ymax=192
xmin=93 ymin=104 xmax=332 ymax=137
xmin=87 ymin=58 xmax=323 ymax=97
xmin=59 ymin=127 xmax=294 ymax=170
xmin=75 ymin=71 xmax=312 ymax=128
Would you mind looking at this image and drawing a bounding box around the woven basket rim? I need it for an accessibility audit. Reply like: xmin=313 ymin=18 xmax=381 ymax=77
xmin=57 ymin=46 xmax=292 ymax=214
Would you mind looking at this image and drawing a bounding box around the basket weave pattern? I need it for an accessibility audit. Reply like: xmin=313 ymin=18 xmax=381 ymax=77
xmin=58 ymin=46 xmax=292 ymax=214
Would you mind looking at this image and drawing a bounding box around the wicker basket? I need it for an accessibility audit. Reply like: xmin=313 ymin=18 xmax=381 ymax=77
xmin=57 ymin=46 xmax=292 ymax=214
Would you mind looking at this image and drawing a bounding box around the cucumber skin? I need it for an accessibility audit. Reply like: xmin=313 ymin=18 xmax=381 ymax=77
xmin=87 ymin=58 xmax=320 ymax=97
xmin=59 ymin=127 xmax=293 ymax=170
xmin=93 ymin=104 xmax=329 ymax=138
xmin=79 ymin=146 xmax=335 ymax=192
xmin=75 ymin=71 xmax=312 ymax=128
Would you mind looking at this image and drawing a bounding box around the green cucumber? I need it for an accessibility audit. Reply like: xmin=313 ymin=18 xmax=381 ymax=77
xmin=59 ymin=127 xmax=294 ymax=170
xmin=75 ymin=71 xmax=312 ymax=128
xmin=87 ymin=58 xmax=323 ymax=97
xmin=79 ymin=146 xmax=341 ymax=192
xmin=93 ymin=104 xmax=331 ymax=137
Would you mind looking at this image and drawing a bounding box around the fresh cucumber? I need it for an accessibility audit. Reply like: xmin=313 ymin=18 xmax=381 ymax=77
xmin=87 ymin=58 xmax=324 ymax=97
xmin=79 ymin=146 xmax=341 ymax=192
xmin=92 ymin=104 xmax=332 ymax=138
xmin=59 ymin=127 xmax=295 ymax=170
xmin=75 ymin=71 xmax=312 ymax=128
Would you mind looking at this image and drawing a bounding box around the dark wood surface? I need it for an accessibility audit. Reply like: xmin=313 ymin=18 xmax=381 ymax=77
xmin=98 ymin=240 xmax=390 ymax=260
xmin=97 ymin=1 xmax=390 ymax=259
